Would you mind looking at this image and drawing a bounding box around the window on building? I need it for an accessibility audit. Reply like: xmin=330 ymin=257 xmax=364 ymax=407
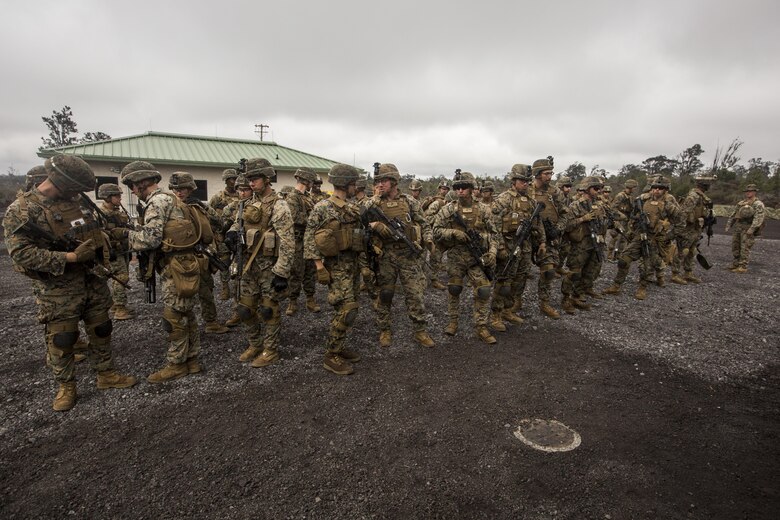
xmin=194 ymin=180 xmax=208 ymax=201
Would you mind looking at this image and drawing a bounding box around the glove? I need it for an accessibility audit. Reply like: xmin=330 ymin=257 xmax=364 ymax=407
xmin=271 ymin=274 xmax=288 ymax=293
xmin=110 ymin=227 xmax=128 ymax=241
xmin=481 ymin=252 xmax=496 ymax=268
xmin=371 ymin=222 xmax=393 ymax=239
xmin=73 ymin=239 xmax=96 ymax=263
xmin=224 ymin=230 xmax=239 ymax=252
xmin=581 ymin=211 xmax=597 ymax=223
xmin=425 ymin=240 xmax=435 ymax=255
xmin=537 ymin=243 xmax=547 ymax=257
xmin=316 ymin=267 xmax=331 ymax=285
xmin=451 ymin=230 xmax=469 ymax=243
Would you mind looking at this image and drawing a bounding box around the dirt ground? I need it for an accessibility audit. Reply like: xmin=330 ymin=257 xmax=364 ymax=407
xmin=0 ymin=220 xmax=778 ymax=519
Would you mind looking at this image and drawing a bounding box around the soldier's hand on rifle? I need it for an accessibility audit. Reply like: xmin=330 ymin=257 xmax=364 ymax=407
xmin=425 ymin=240 xmax=435 ymax=255
xmin=224 ymin=230 xmax=239 ymax=252
xmin=481 ymin=252 xmax=496 ymax=268
xmin=451 ymin=230 xmax=469 ymax=243
xmin=109 ymin=228 xmax=128 ymax=241
xmin=70 ymin=239 xmax=96 ymax=263
xmin=537 ymin=243 xmax=547 ymax=257
xmin=581 ymin=211 xmax=597 ymax=223
xmin=370 ymin=221 xmax=393 ymax=239
xmin=316 ymin=266 xmax=331 ymax=285
xmin=271 ymin=274 xmax=288 ymax=293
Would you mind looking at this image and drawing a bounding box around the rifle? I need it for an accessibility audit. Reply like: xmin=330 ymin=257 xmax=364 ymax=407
xmin=231 ymin=199 xmax=247 ymax=301
xmin=500 ymin=202 xmax=545 ymax=278
xmin=585 ymin=201 xmax=606 ymax=263
xmin=359 ymin=209 xmax=381 ymax=283
xmin=195 ymin=244 xmax=229 ymax=272
xmin=134 ymin=202 xmax=157 ymax=303
xmin=450 ymin=210 xmax=495 ymax=281
xmin=542 ymin=218 xmax=560 ymax=241
xmin=703 ymin=202 xmax=717 ymax=246
xmin=363 ymin=205 xmax=426 ymax=260
xmin=633 ymin=197 xmax=652 ymax=258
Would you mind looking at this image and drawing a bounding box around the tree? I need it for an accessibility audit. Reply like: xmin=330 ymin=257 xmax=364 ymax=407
xmin=81 ymin=131 xmax=112 ymax=143
xmin=40 ymin=105 xmax=78 ymax=149
xmin=564 ymin=162 xmax=586 ymax=182
xmin=642 ymin=155 xmax=677 ymax=176
xmin=675 ymin=144 xmax=704 ymax=178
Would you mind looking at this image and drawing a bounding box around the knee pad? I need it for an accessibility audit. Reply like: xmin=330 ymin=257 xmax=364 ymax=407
xmin=379 ymin=287 xmax=395 ymax=305
xmin=447 ymin=277 xmax=463 ymax=296
xmin=84 ymin=311 xmax=112 ymax=339
xmin=543 ymin=270 xmax=556 ymax=281
xmin=497 ymin=282 xmax=512 ymax=297
xmin=48 ymin=321 xmax=79 ymax=349
xmin=237 ymin=304 xmax=255 ymax=322
xmin=336 ymin=301 xmax=359 ymax=331
xmin=259 ymin=297 xmax=280 ymax=324
xmin=475 ymin=284 xmax=492 ymax=301
xmin=91 ymin=320 xmax=113 ymax=338
xmin=162 ymin=307 xmax=187 ymax=341
xmin=617 ymin=257 xmax=630 ymax=269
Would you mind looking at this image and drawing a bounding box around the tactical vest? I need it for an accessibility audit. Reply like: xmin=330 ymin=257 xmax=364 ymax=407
xmin=642 ymin=196 xmax=670 ymax=234
xmin=155 ymin=193 xmax=209 ymax=254
xmin=500 ymin=191 xmax=535 ymax=234
xmin=736 ymin=200 xmax=756 ymax=221
xmin=313 ymin=198 xmax=365 ymax=257
xmin=378 ymin=196 xmax=421 ymax=245
xmin=243 ymin=192 xmax=280 ymax=257
xmin=532 ymin=185 xmax=560 ymax=223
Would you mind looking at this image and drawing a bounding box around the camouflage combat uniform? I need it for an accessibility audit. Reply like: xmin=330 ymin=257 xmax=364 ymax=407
xmin=208 ymin=179 xmax=239 ymax=298
xmin=423 ymin=190 xmax=449 ymax=286
xmin=285 ymin=186 xmax=317 ymax=306
xmin=673 ymin=179 xmax=714 ymax=282
xmin=726 ymin=185 xmax=766 ymax=271
xmin=101 ymin=200 xmax=132 ymax=311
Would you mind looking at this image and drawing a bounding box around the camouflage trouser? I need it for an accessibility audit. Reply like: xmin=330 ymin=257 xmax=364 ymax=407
xmin=429 ymin=245 xmax=444 ymax=280
xmin=374 ymin=246 xmax=428 ymax=332
xmin=446 ymin=248 xmax=492 ymax=327
xmin=161 ymin=263 xmax=200 ymax=365
xmin=492 ymin=238 xmax=531 ymax=313
xmin=217 ymin=240 xmax=231 ymax=291
xmin=38 ymin=271 xmax=116 ymax=383
xmin=558 ymin=237 xmax=571 ymax=269
xmin=358 ymin=252 xmax=377 ymax=298
xmin=323 ymin=252 xmax=360 ymax=354
xmin=562 ymin=241 xmax=602 ymax=298
xmin=109 ymin=254 xmax=130 ymax=307
xmin=197 ymin=263 xmax=219 ymax=323
xmin=614 ymin=235 xmax=663 ymax=287
xmin=288 ymin=238 xmax=316 ymax=300
xmin=238 ymin=257 xmax=283 ymax=353
xmin=731 ymin=222 xmax=756 ymax=268
xmin=535 ymin=238 xmax=561 ymax=302
xmin=673 ymin=227 xmax=702 ymax=275
xmin=606 ymin=229 xmax=625 ymax=258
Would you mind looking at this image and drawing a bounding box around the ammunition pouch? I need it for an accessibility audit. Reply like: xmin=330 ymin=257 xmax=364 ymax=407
xmin=168 ymin=253 xmax=201 ymax=297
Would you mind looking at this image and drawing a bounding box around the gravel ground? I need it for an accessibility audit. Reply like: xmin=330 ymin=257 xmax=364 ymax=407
xmin=0 ymin=220 xmax=777 ymax=519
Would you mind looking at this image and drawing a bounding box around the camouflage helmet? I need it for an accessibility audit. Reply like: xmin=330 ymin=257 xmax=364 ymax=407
xmin=624 ymin=179 xmax=638 ymax=189
xmin=603 ymin=185 xmax=612 ymax=193
xmin=97 ymin=183 xmax=122 ymax=199
xmin=121 ymin=160 xmax=161 ymax=186
xmin=445 ymin=190 xmax=457 ymax=202
xmin=235 ymin=174 xmax=250 ymax=189
xmin=280 ymin=185 xmax=294 ymax=194
xmin=509 ymin=163 xmax=532 ymax=181
xmin=531 ymin=158 xmax=554 ymax=177
xmin=580 ymin=176 xmax=604 ymax=191
xmin=44 ymin=154 xmax=95 ymax=193
xmin=374 ymin=163 xmax=401 ymax=182
xmin=481 ymin=180 xmax=495 ymax=192
xmin=244 ymin=157 xmax=275 ymax=180
xmin=314 ymin=174 xmax=324 ymax=185
xmin=355 ymin=176 xmax=368 ymax=190
xmin=650 ymin=175 xmax=667 ymax=189
xmin=409 ymin=179 xmax=423 ymax=191
xmin=327 ymin=163 xmax=359 ymax=188
xmin=744 ymin=184 xmax=759 ymax=192
xmin=453 ymin=171 xmax=476 ymax=189
xmin=26 ymin=165 xmax=48 ymax=181
xmin=169 ymin=171 xmax=197 ymax=190
xmin=438 ymin=179 xmax=451 ymax=190
xmin=222 ymin=168 xmax=238 ymax=181
xmin=293 ymin=168 xmax=317 ymax=184
xmin=659 ymin=176 xmax=671 ymax=189
xmin=694 ymin=173 xmax=716 ymax=186
xmin=556 ymin=176 xmax=573 ymax=187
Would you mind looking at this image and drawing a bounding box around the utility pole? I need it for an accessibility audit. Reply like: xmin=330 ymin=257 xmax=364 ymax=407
xmin=254 ymin=124 xmax=270 ymax=142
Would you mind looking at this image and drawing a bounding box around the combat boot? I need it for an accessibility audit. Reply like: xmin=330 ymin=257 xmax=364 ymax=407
xmin=430 ymin=279 xmax=446 ymax=290
xmin=444 ymin=321 xmax=458 ymax=336
xmin=414 ymin=330 xmax=435 ymax=348
xmin=684 ymin=272 xmax=701 ymax=284
xmin=251 ymin=350 xmax=279 ymax=368
xmin=147 ymin=363 xmax=188 ymax=384
xmin=489 ymin=313 xmax=507 ymax=332
xmin=205 ymin=321 xmax=229 ymax=334
xmin=339 ymin=348 xmax=362 ymax=363
xmin=96 ymin=370 xmax=137 ymax=390
xmin=539 ymin=301 xmax=560 ymax=319
xmin=635 ymin=285 xmax=647 ymax=300
xmin=500 ymin=309 xmax=524 ymax=325
xmin=225 ymin=312 xmax=241 ymax=327
xmin=285 ymin=301 xmax=298 ymax=316
xmin=584 ymin=289 xmax=603 ymax=299
xmin=53 ymin=381 xmax=77 ymax=412
xmin=74 ymin=353 xmax=87 ymax=363
xmin=671 ymin=274 xmax=687 ymax=285
xmin=510 ymin=300 xmax=523 ymax=313
xmin=602 ymin=283 xmax=622 ymax=296
xmin=733 ymin=267 xmax=747 ymax=274
xmin=561 ymin=296 xmax=576 ymax=315
xmin=219 ymin=285 xmax=230 ymax=301
xmin=476 ymin=326 xmax=497 ymax=345
xmin=186 ymin=357 xmax=202 ymax=374
xmin=572 ymin=297 xmax=591 ymax=311
xmin=323 ymin=353 xmax=354 ymax=375
xmin=112 ymin=305 xmax=135 ymax=320
xmin=306 ymin=296 xmax=321 ymax=313
xmin=379 ymin=330 xmax=392 ymax=347
xmin=656 ymin=275 xmax=666 ymax=288
xmin=239 ymin=346 xmax=261 ymax=362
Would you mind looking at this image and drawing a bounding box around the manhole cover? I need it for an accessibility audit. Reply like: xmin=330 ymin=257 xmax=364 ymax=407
xmin=513 ymin=419 xmax=581 ymax=452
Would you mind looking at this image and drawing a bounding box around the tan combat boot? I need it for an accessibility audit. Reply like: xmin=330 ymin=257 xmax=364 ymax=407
xmin=379 ymin=330 xmax=392 ymax=347
xmin=285 ymin=301 xmax=298 ymax=316
xmin=239 ymin=346 xmax=261 ymax=362
xmin=53 ymin=381 xmax=77 ymax=412
xmin=96 ymin=370 xmax=137 ymax=390
xmin=323 ymin=353 xmax=354 ymax=375
xmin=476 ymin=326 xmax=497 ymax=344
xmin=414 ymin=330 xmax=435 ymax=348
xmin=635 ymin=285 xmax=647 ymax=300
xmin=656 ymin=275 xmax=666 ymax=288
xmin=251 ymin=349 xmax=279 ymax=368
xmin=147 ymin=363 xmax=188 ymax=384
xmin=602 ymin=283 xmax=622 ymax=296
xmin=489 ymin=313 xmax=507 ymax=332
xmin=510 ymin=300 xmax=523 ymax=313
xmin=219 ymin=285 xmax=230 ymax=301
xmin=539 ymin=301 xmax=561 ymax=319
xmin=733 ymin=267 xmax=747 ymax=273
xmin=444 ymin=321 xmax=458 ymax=336
xmin=584 ymin=289 xmax=603 ymax=299
xmin=74 ymin=353 xmax=87 ymax=363
xmin=205 ymin=321 xmax=230 ymax=334
xmin=500 ymin=309 xmax=524 ymax=325
xmin=572 ymin=297 xmax=591 ymax=311
xmin=225 ymin=312 xmax=241 ymax=327
xmin=339 ymin=349 xmax=362 ymax=363
xmin=74 ymin=338 xmax=88 ymax=363
xmin=684 ymin=272 xmax=701 ymax=284
xmin=561 ymin=296 xmax=576 ymax=315
xmin=671 ymin=274 xmax=687 ymax=285
xmin=112 ymin=305 xmax=135 ymax=320
xmin=430 ymin=279 xmax=446 ymax=290
xmin=186 ymin=357 xmax=202 ymax=374
xmin=306 ymin=296 xmax=321 ymax=313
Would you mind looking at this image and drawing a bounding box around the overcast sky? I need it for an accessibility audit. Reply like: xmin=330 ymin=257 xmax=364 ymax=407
xmin=1 ymin=0 xmax=777 ymax=179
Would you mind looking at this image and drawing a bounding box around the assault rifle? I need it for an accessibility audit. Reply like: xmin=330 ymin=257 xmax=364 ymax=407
xmin=362 ymin=205 xmax=426 ymax=260
xmin=195 ymin=244 xmax=229 ymax=272
xmin=359 ymin=209 xmax=381 ymax=283
xmin=231 ymin=199 xmax=247 ymax=300
xmin=451 ymin=210 xmax=495 ymax=282
xmin=703 ymin=202 xmax=717 ymax=246
xmin=585 ymin=201 xmax=606 ymax=263
xmin=633 ymin=197 xmax=652 ymax=258
xmin=500 ymin=202 xmax=545 ymax=278
xmin=542 ymin=218 xmax=559 ymax=241
xmin=134 ymin=203 xmax=157 ymax=303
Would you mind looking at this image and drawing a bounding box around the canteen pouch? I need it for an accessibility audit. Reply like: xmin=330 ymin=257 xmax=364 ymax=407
xmin=169 ymin=253 xmax=200 ymax=297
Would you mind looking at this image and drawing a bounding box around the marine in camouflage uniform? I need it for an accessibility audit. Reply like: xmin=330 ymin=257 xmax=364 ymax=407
xmin=220 ymin=174 xmax=254 ymax=327
xmin=490 ymin=165 xmax=546 ymax=328
xmin=556 ymin=176 xmax=574 ymax=275
xmin=3 ymin=154 xmax=136 ymax=411
xmin=364 ymin=163 xmax=435 ymax=348
xmin=225 ymin=158 xmax=295 ymax=367
xmin=603 ymin=177 xmax=684 ymax=300
xmin=284 ymin=168 xmax=320 ymax=316
xmin=607 ymin=179 xmax=637 ymax=261
xmin=310 ymin=175 xmax=329 ymax=204
xmin=305 ymin=164 xmax=365 ymax=375
xmin=209 ymin=169 xmax=240 ymax=301
xmin=671 ymin=174 xmax=716 ymax=284
xmin=408 ymin=179 xmax=423 ymax=201
xmin=529 ymin=158 xmax=570 ymax=319
xmin=98 ymin=183 xmax=135 ymax=320
xmin=169 ymin=173 xmax=230 ymax=334
xmin=725 ymin=184 xmax=766 ymax=273
xmin=353 ymin=176 xmax=377 ymax=296
xmin=422 ymin=180 xmax=451 ymax=290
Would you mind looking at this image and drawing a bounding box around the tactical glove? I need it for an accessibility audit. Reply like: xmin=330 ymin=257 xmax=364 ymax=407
xmin=371 ymin=222 xmax=393 ymax=239
xmin=451 ymin=230 xmax=469 ymax=243
xmin=73 ymin=239 xmax=96 ymax=263
xmin=224 ymin=230 xmax=239 ymax=252
xmin=481 ymin=252 xmax=496 ymax=268
xmin=110 ymin=228 xmax=128 ymax=241
xmin=271 ymin=274 xmax=288 ymax=293
xmin=425 ymin=240 xmax=436 ymax=256
xmin=316 ymin=267 xmax=331 ymax=285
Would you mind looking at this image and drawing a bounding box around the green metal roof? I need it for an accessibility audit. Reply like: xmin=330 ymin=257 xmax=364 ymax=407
xmin=37 ymin=131 xmax=339 ymax=172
